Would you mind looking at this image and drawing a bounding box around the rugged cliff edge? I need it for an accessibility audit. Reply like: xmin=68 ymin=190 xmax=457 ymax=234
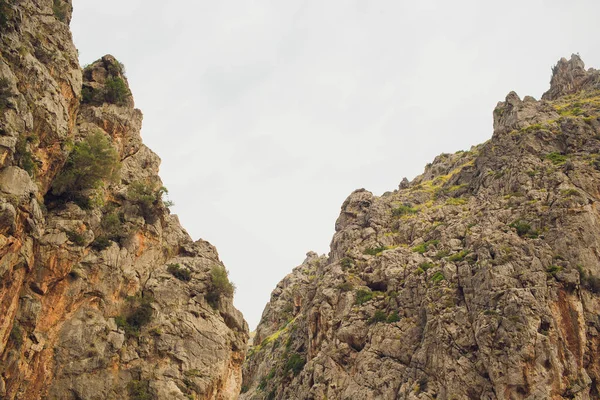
xmin=241 ymin=55 xmax=600 ymax=399
xmin=0 ymin=1 xmax=248 ymax=399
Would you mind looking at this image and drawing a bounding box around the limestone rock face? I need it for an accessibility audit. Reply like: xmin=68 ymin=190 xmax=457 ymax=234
xmin=0 ymin=1 xmax=247 ymax=399
xmin=241 ymin=57 xmax=600 ymax=399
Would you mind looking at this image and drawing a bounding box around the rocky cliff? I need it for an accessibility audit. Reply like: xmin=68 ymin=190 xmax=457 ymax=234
xmin=0 ymin=1 xmax=247 ymax=399
xmin=241 ymin=55 xmax=600 ymax=399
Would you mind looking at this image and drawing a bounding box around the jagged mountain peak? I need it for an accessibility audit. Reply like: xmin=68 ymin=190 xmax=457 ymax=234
xmin=543 ymin=53 xmax=600 ymax=101
xmin=241 ymin=57 xmax=600 ymax=399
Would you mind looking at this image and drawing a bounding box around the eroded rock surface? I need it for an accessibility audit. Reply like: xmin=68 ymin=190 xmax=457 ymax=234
xmin=241 ymin=55 xmax=600 ymax=399
xmin=0 ymin=1 xmax=247 ymax=399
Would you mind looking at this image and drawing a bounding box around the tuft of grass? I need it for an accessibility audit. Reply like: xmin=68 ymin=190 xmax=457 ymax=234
xmin=448 ymin=250 xmax=469 ymax=262
xmin=419 ymin=262 xmax=434 ymax=271
xmin=368 ymin=310 xmax=387 ymax=325
xmin=433 ymin=250 xmax=449 ymax=260
xmin=431 ymin=271 xmax=445 ymax=284
xmin=412 ymin=240 xmax=439 ymax=254
xmin=509 ymin=220 xmax=539 ymax=238
xmin=446 ymin=197 xmax=467 ymax=206
xmin=546 ymin=265 xmax=562 ymax=277
xmin=392 ymin=204 xmax=419 ymax=217
xmin=355 ymin=289 xmax=373 ymax=305
xmin=336 ymin=282 xmax=353 ymax=292
xmin=386 ymin=311 xmax=401 ymax=323
xmin=561 ymin=188 xmax=580 ymax=197
xmin=364 ymin=246 xmax=388 ymax=256
xmin=340 ymin=257 xmax=354 ymax=269
xmin=545 ymin=152 xmax=567 ymax=165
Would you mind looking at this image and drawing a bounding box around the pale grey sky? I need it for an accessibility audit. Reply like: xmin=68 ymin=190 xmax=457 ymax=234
xmin=71 ymin=0 xmax=600 ymax=329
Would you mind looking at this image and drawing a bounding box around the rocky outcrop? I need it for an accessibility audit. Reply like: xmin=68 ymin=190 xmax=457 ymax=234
xmin=0 ymin=1 xmax=247 ymax=399
xmin=241 ymin=55 xmax=600 ymax=399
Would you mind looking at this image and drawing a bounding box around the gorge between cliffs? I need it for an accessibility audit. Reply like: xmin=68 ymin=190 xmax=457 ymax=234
xmin=2 ymin=1 xmax=600 ymax=400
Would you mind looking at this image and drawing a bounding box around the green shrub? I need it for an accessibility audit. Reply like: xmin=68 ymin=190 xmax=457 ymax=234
xmin=284 ymin=353 xmax=305 ymax=376
xmin=66 ymin=230 xmax=86 ymax=246
xmin=91 ymin=210 xmax=122 ymax=250
xmin=336 ymin=282 xmax=353 ymax=292
xmin=0 ymin=0 xmax=14 ymax=30
xmin=51 ymin=132 xmax=120 ymax=197
xmin=107 ymin=59 xmax=125 ymax=76
xmin=446 ymin=197 xmax=466 ymax=206
xmin=206 ymin=266 xmax=235 ymax=307
xmin=412 ymin=239 xmax=439 ymax=254
xmin=167 ymin=263 xmax=191 ymax=282
xmin=412 ymin=243 xmax=427 ymax=254
xmin=419 ymin=262 xmax=434 ymax=271
xmin=364 ymin=246 xmax=387 ymax=256
xmin=340 ymin=257 xmax=354 ymax=269
xmin=448 ymin=250 xmax=469 ymax=262
xmin=431 ymin=271 xmax=445 ymax=284
xmin=546 ymin=152 xmax=567 ymax=165
xmin=561 ymin=188 xmax=580 ymax=197
xmin=104 ymin=76 xmax=130 ymax=106
xmin=509 ymin=220 xmax=539 ymax=238
xmin=0 ymin=77 xmax=12 ymax=112
xmin=579 ymin=266 xmax=600 ymax=293
xmin=128 ymin=379 xmax=152 ymax=400
xmin=434 ymin=250 xmax=449 ymax=260
xmin=101 ymin=211 xmax=122 ymax=237
xmin=9 ymin=323 xmax=23 ymax=348
xmin=81 ymin=85 xmax=102 ymax=105
xmin=355 ymin=289 xmax=373 ymax=305
xmin=115 ymin=296 xmax=153 ymax=338
xmin=91 ymin=236 xmax=111 ymax=251
xmin=52 ymin=0 xmax=68 ymax=22
xmin=15 ymin=135 xmax=37 ymax=177
xmin=368 ymin=310 xmax=387 ymax=325
xmin=386 ymin=311 xmax=401 ymax=323
xmin=127 ymin=181 xmax=169 ymax=221
xmin=546 ymin=265 xmax=562 ymax=277
xmin=392 ymin=205 xmax=419 ymax=216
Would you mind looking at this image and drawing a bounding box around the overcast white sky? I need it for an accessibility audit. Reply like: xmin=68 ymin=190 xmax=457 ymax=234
xmin=71 ymin=0 xmax=600 ymax=329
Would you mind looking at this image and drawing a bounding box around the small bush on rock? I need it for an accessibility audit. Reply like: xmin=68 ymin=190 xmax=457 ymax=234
xmin=127 ymin=181 xmax=169 ymax=222
xmin=128 ymin=379 xmax=152 ymax=400
xmin=51 ymin=132 xmax=120 ymax=198
xmin=368 ymin=310 xmax=387 ymax=324
xmin=0 ymin=77 xmax=12 ymax=112
xmin=167 ymin=263 xmax=191 ymax=282
xmin=115 ymin=295 xmax=153 ymax=338
xmin=206 ymin=266 xmax=235 ymax=307
xmin=0 ymin=0 xmax=14 ymax=30
xmin=284 ymin=353 xmax=306 ymax=376
xmin=355 ymin=289 xmax=373 ymax=305
xmin=104 ymin=76 xmax=130 ymax=106
xmin=386 ymin=311 xmax=401 ymax=323
xmin=52 ymin=0 xmax=68 ymax=22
